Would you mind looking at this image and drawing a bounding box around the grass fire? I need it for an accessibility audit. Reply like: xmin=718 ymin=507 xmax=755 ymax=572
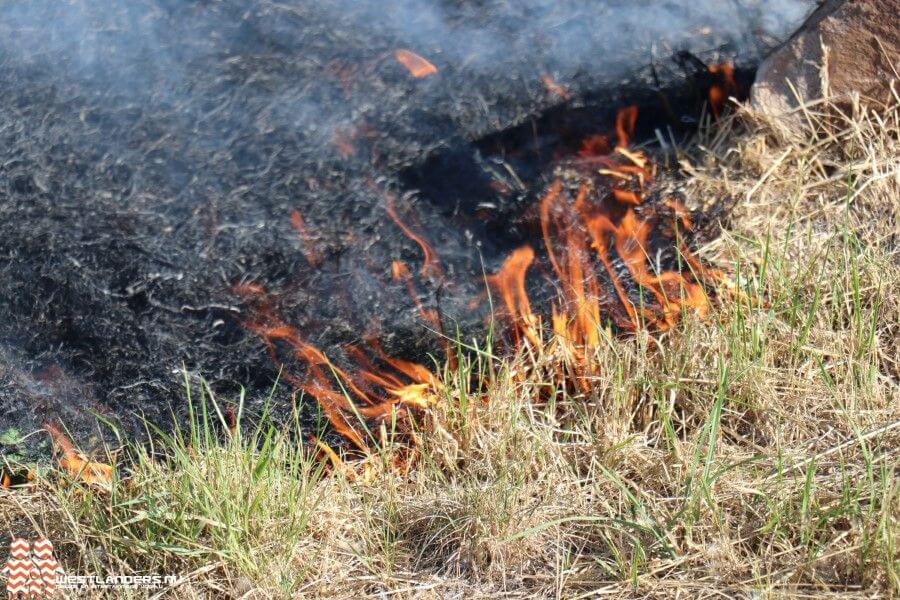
xmin=230 ymin=106 xmax=721 ymax=464
xmin=1 ymin=0 xmax=897 ymax=598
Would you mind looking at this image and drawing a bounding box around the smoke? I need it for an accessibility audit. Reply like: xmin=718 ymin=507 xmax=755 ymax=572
xmin=0 ymin=0 xmax=814 ymax=120
xmin=313 ymin=0 xmax=813 ymax=75
xmin=0 ymin=0 xmax=817 ymax=174
xmin=0 ymin=0 xmax=817 ymax=445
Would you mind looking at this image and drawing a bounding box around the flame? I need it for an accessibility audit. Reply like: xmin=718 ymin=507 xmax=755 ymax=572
xmin=236 ymin=106 xmax=718 ymax=455
xmin=486 ymin=246 xmax=540 ymax=347
xmin=615 ymin=105 xmax=638 ymax=149
xmin=43 ymin=421 xmax=113 ymax=486
xmin=290 ymin=210 xmax=322 ymax=266
xmin=541 ymin=181 xmax=615 ymax=345
xmin=384 ymin=192 xmax=443 ymax=280
xmin=708 ymin=62 xmax=737 ymax=119
xmin=577 ymin=104 xmax=637 ymax=158
xmin=391 ymin=259 xmax=412 ymax=281
xmin=392 ymin=260 xmax=441 ymax=331
xmin=0 ymin=468 xmax=32 ymax=488
xmin=394 ymin=49 xmax=438 ymax=78
xmin=581 ymin=202 xmax=710 ymax=329
xmin=578 ymin=134 xmax=611 ymax=157
xmin=238 ymin=184 xmax=451 ymax=455
xmin=235 ymin=284 xmax=440 ymax=453
xmin=541 ymin=74 xmax=570 ymax=100
xmin=489 ymin=106 xmax=713 ymax=353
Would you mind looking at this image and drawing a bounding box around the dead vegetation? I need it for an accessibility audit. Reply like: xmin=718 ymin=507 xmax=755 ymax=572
xmin=2 ymin=94 xmax=898 ymax=598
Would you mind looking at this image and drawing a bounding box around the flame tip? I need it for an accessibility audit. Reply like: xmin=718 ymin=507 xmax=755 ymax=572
xmin=394 ymin=49 xmax=438 ymax=78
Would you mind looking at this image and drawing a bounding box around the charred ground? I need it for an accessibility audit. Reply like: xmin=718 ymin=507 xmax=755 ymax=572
xmin=0 ymin=0 xmax=813 ymax=452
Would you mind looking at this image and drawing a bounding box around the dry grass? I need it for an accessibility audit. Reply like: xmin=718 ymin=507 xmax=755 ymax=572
xmin=2 ymin=94 xmax=898 ymax=598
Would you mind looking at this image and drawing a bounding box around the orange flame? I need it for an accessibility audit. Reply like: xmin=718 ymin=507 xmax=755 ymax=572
xmin=541 ymin=181 xmax=615 ymax=345
xmin=578 ymin=134 xmax=611 ymax=157
xmin=290 ymin=210 xmax=322 ymax=266
xmin=394 ymin=49 xmax=438 ymax=78
xmin=581 ymin=202 xmax=710 ymax=329
xmin=708 ymin=62 xmax=737 ymax=119
xmin=392 ymin=259 xmax=441 ymax=331
xmin=615 ymin=105 xmax=638 ymax=149
xmin=235 ymin=284 xmax=439 ymax=453
xmin=384 ymin=192 xmax=443 ymax=280
xmin=43 ymin=422 xmax=113 ymax=486
xmin=0 ymin=468 xmax=32 ymax=488
xmin=486 ymin=246 xmax=540 ymax=347
xmin=541 ymin=74 xmax=570 ymax=100
xmin=489 ymin=106 xmax=713 ymax=352
xmin=237 ymin=106 xmax=718 ymax=454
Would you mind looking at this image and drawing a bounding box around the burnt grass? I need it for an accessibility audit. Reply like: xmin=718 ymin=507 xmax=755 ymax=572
xmin=0 ymin=0 xmax=795 ymax=454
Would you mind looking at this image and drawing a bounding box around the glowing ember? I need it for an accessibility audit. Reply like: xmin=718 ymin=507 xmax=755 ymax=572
xmin=394 ymin=49 xmax=438 ymax=78
xmin=707 ymin=62 xmax=737 ymax=118
xmin=541 ymin=74 xmax=570 ymax=100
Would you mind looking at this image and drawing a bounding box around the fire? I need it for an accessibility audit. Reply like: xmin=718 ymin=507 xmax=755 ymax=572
xmin=0 ymin=468 xmax=32 ymax=488
xmin=43 ymin=421 xmax=113 ymax=487
xmin=707 ymin=62 xmax=737 ymax=119
xmin=615 ymin=105 xmax=638 ymax=148
xmin=235 ymin=105 xmax=718 ymax=456
xmin=235 ymin=283 xmax=440 ymax=453
xmin=385 ymin=199 xmax=455 ymax=364
xmin=394 ymin=49 xmax=438 ymax=78
xmin=489 ymin=106 xmax=713 ymax=353
xmin=541 ymin=74 xmax=570 ymax=100
xmin=392 ymin=260 xmax=441 ymax=332
xmin=578 ymin=134 xmax=611 ymax=157
xmin=542 ymin=182 xmax=612 ymax=344
xmin=384 ymin=191 xmax=443 ymax=280
xmin=486 ymin=246 xmax=540 ymax=347
xmin=238 ymin=185 xmax=451 ymax=456
xmin=290 ymin=209 xmax=322 ymax=266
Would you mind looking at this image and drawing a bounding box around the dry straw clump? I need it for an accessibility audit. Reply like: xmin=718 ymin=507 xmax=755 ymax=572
xmin=2 ymin=92 xmax=898 ymax=599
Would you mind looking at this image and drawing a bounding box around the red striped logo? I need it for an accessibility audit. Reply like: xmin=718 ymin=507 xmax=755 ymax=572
xmin=8 ymin=538 xmax=29 ymax=557
xmin=4 ymin=537 xmax=60 ymax=598
xmin=32 ymin=539 xmax=53 ymax=559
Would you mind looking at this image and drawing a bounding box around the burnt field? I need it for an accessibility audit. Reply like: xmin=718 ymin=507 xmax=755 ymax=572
xmin=0 ymin=0 xmax=814 ymax=452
